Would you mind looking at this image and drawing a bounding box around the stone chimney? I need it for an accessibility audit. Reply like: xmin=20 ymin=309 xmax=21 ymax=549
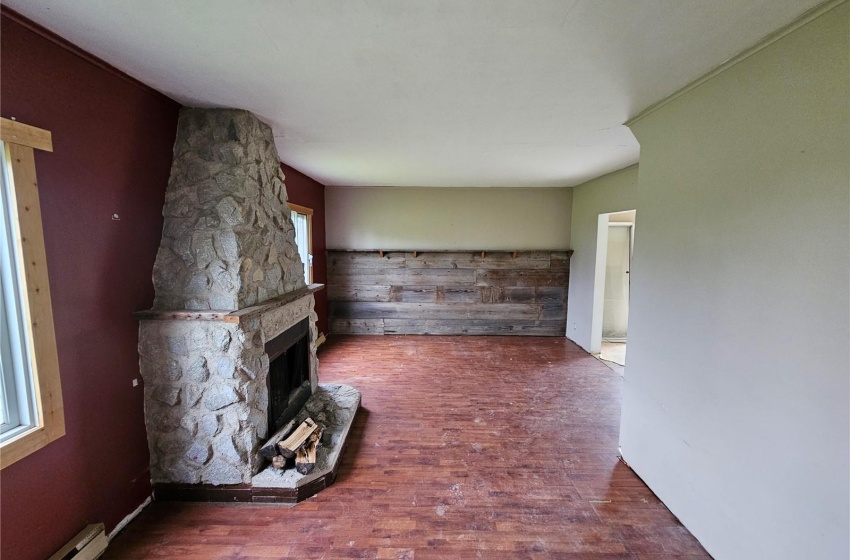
xmin=152 ymin=108 xmax=305 ymax=311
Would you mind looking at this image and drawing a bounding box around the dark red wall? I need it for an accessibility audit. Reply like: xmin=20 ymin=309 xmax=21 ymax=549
xmin=282 ymin=164 xmax=329 ymax=335
xmin=0 ymin=11 xmax=180 ymax=560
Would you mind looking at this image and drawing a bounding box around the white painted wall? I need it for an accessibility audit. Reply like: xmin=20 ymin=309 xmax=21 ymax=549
xmin=621 ymin=4 xmax=849 ymax=560
xmin=326 ymin=187 xmax=572 ymax=250
xmin=566 ymin=166 xmax=638 ymax=351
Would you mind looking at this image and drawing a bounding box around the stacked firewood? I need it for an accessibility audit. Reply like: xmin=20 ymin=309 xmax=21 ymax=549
xmin=259 ymin=417 xmax=324 ymax=475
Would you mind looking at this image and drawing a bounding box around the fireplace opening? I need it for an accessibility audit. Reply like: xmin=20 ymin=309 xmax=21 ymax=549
xmin=265 ymin=318 xmax=311 ymax=435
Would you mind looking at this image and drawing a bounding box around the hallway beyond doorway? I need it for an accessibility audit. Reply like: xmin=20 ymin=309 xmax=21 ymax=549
xmin=600 ymin=339 xmax=627 ymax=375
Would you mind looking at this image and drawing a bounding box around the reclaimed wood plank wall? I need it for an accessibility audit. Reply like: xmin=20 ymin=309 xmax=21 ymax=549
xmin=328 ymin=250 xmax=572 ymax=336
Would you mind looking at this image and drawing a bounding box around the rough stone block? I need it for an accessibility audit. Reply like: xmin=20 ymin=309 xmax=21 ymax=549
xmin=210 ymin=261 xmax=236 ymax=292
xmin=187 ymin=162 xmax=210 ymax=182
xmin=213 ymin=356 xmax=236 ymax=379
xmin=208 ymin=291 xmax=237 ymax=310
xmin=211 ymin=327 xmax=232 ymax=352
xmin=185 ymin=356 xmax=209 ymax=383
xmin=214 ymin=172 xmax=242 ymax=195
xmin=163 ymin=459 xmax=201 ymax=485
xmin=152 ymin=386 xmax=181 ymax=406
xmin=188 ymin=328 xmax=208 ymax=350
xmin=163 ymin=217 xmax=192 ymax=241
xmin=214 ymin=436 xmax=243 ymax=464
xmin=151 ymin=410 xmax=182 ymax=433
xmin=200 ymin=414 xmax=221 ymax=437
xmin=204 ymin=385 xmax=240 ymax=411
xmin=140 ymin=355 xmax=183 ymax=384
xmin=164 ymin=359 xmax=183 ymax=382
xmin=240 ymin=354 xmax=263 ymax=380
xmin=180 ymin=415 xmax=198 ymax=436
xmin=155 ymin=428 xmax=193 ymax=455
xmin=214 ymin=230 xmax=238 ymax=262
xmin=185 ymin=273 xmax=210 ymax=295
xmin=196 ymin=179 xmax=221 ymax=204
xmin=247 ymin=408 xmax=267 ymax=440
xmin=172 ymin=234 xmax=194 ymax=264
xmin=192 ymin=232 xmax=216 ymax=269
xmin=203 ymin=457 xmax=244 ymax=485
xmin=216 ymin=197 xmax=245 ymax=226
xmin=185 ymin=384 xmax=204 ymax=407
xmin=186 ymin=442 xmax=211 ymax=465
xmin=218 ymin=144 xmax=244 ymax=166
xmin=185 ymin=298 xmax=211 ymax=311
xmin=166 ymin=336 xmax=189 ymax=357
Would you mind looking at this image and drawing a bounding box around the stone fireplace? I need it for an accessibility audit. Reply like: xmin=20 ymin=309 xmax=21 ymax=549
xmin=136 ymin=108 xmax=358 ymax=501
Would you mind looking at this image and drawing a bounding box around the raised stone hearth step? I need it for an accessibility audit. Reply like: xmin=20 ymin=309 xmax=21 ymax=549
xmin=252 ymin=384 xmax=361 ymax=501
xmin=153 ymin=383 xmax=361 ymax=505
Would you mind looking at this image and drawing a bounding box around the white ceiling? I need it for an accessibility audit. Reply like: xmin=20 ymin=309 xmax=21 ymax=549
xmin=7 ymin=1 xmax=822 ymax=187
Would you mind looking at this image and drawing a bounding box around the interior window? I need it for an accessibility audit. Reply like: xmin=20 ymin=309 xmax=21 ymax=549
xmin=289 ymin=203 xmax=313 ymax=284
xmin=0 ymin=118 xmax=65 ymax=469
xmin=0 ymin=141 xmax=38 ymax=441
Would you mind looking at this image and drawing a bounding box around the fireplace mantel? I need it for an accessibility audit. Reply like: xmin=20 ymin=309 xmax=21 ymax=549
xmin=134 ymin=284 xmax=324 ymax=323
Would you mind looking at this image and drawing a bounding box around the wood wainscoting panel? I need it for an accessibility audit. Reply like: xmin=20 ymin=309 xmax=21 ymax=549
xmin=328 ymin=251 xmax=571 ymax=336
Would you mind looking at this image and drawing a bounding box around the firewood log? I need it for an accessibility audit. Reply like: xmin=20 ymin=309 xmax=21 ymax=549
xmin=259 ymin=417 xmax=298 ymax=459
xmin=295 ymin=426 xmax=323 ymax=475
xmin=271 ymin=455 xmax=287 ymax=469
xmin=278 ymin=418 xmax=318 ymax=459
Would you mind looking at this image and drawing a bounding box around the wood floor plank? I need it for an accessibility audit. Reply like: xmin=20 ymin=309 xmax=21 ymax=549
xmin=104 ymin=336 xmax=711 ymax=560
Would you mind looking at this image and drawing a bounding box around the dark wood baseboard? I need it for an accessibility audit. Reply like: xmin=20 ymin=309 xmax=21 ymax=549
xmin=153 ymin=472 xmax=336 ymax=505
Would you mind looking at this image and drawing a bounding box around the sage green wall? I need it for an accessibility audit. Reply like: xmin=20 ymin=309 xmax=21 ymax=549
xmin=621 ymin=4 xmax=849 ymax=559
xmin=325 ymin=187 xmax=572 ymax=250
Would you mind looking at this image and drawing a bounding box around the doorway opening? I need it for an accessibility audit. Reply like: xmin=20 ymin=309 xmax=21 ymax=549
xmin=591 ymin=210 xmax=635 ymax=374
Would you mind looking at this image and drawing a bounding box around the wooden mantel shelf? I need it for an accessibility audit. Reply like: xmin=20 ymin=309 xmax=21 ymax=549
xmin=331 ymin=249 xmax=574 ymax=255
xmin=134 ymin=284 xmax=325 ymax=324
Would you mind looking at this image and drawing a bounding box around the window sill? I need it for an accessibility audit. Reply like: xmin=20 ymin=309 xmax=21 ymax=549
xmin=0 ymin=422 xmax=64 ymax=469
xmin=0 ymin=422 xmax=37 ymax=443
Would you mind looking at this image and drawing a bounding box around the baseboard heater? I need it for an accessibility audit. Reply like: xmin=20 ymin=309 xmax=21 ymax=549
xmin=48 ymin=523 xmax=108 ymax=560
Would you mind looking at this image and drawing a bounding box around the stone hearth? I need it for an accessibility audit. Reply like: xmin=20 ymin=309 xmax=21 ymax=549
xmin=136 ymin=108 xmax=357 ymax=497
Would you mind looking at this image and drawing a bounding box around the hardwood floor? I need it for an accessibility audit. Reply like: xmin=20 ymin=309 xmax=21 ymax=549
xmin=106 ymin=336 xmax=711 ymax=560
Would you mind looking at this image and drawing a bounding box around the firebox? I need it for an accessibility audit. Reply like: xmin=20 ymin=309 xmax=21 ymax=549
xmin=265 ymin=318 xmax=311 ymax=436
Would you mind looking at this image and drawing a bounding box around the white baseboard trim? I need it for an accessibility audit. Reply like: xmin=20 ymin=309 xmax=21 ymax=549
xmin=108 ymin=495 xmax=152 ymax=540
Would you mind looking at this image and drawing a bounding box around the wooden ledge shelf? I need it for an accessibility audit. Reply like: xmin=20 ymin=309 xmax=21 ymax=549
xmin=135 ymin=284 xmax=325 ymax=323
xmin=333 ymin=249 xmax=574 ymax=257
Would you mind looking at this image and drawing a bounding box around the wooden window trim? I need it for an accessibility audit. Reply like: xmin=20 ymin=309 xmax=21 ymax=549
xmin=288 ymin=202 xmax=314 ymax=283
xmin=0 ymin=118 xmax=64 ymax=469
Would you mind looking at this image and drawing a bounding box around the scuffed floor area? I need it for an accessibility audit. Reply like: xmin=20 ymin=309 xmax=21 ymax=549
xmin=105 ymin=336 xmax=709 ymax=560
